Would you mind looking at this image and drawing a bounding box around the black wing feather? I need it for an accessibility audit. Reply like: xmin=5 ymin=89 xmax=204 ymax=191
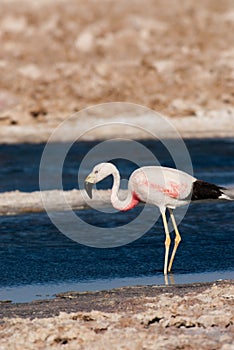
xmin=191 ymin=180 xmax=226 ymax=201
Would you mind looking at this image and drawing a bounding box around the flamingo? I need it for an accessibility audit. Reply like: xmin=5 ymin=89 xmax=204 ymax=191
xmin=85 ymin=162 xmax=233 ymax=275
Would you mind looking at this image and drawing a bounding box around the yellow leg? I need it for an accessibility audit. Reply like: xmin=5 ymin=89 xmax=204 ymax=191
xmin=168 ymin=208 xmax=181 ymax=272
xmin=162 ymin=211 xmax=171 ymax=275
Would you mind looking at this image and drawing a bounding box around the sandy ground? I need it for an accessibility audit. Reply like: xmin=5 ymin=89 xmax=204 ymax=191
xmin=0 ymin=0 xmax=234 ymax=142
xmin=0 ymin=281 xmax=234 ymax=350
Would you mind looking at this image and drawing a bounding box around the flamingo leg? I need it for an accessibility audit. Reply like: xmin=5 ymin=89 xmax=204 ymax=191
xmin=168 ymin=208 xmax=181 ymax=272
xmin=161 ymin=211 xmax=171 ymax=275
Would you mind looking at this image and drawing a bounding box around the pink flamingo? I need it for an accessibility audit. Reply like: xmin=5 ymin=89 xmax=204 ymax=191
xmin=85 ymin=162 xmax=233 ymax=275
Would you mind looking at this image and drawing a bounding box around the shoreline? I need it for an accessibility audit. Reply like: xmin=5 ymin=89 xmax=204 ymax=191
xmin=0 ymin=280 xmax=233 ymax=349
xmin=0 ymin=279 xmax=233 ymax=319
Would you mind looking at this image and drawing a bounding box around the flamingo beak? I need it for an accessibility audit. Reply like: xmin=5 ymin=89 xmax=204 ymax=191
xmin=84 ymin=173 xmax=95 ymax=199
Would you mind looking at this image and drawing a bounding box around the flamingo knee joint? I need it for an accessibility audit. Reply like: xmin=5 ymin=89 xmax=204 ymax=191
xmin=165 ymin=236 xmax=171 ymax=247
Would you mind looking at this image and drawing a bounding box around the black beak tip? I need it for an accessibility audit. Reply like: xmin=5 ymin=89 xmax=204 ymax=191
xmin=85 ymin=181 xmax=93 ymax=199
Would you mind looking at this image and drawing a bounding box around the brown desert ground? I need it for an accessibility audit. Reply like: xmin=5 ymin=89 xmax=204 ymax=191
xmin=0 ymin=0 xmax=234 ymax=141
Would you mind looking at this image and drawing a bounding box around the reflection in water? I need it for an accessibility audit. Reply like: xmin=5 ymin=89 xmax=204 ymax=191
xmin=164 ymin=273 xmax=176 ymax=285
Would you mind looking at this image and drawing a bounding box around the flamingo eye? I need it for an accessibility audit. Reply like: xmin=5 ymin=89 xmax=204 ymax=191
xmin=94 ymin=170 xmax=98 ymax=174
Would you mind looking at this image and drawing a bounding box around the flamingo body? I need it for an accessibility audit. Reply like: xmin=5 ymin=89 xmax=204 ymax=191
xmin=126 ymin=166 xmax=196 ymax=212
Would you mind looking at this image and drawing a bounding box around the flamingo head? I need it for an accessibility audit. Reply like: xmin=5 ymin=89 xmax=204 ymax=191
xmin=84 ymin=162 xmax=116 ymax=199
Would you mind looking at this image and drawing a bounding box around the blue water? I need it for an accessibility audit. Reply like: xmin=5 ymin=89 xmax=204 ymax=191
xmin=0 ymin=139 xmax=233 ymax=302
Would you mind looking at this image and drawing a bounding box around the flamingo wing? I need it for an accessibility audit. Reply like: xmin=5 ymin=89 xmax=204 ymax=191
xmin=130 ymin=167 xmax=196 ymax=201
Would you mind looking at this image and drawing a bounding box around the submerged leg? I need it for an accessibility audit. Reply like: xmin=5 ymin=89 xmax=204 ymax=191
xmin=162 ymin=211 xmax=171 ymax=275
xmin=168 ymin=208 xmax=181 ymax=272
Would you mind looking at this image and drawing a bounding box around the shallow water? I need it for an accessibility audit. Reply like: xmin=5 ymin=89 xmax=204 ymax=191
xmin=0 ymin=139 xmax=233 ymax=302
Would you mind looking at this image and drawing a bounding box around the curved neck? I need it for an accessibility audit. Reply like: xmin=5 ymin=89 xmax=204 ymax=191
xmin=111 ymin=168 xmax=139 ymax=211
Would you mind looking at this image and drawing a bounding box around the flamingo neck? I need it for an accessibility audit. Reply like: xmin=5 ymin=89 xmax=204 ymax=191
xmin=111 ymin=170 xmax=139 ymax=211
